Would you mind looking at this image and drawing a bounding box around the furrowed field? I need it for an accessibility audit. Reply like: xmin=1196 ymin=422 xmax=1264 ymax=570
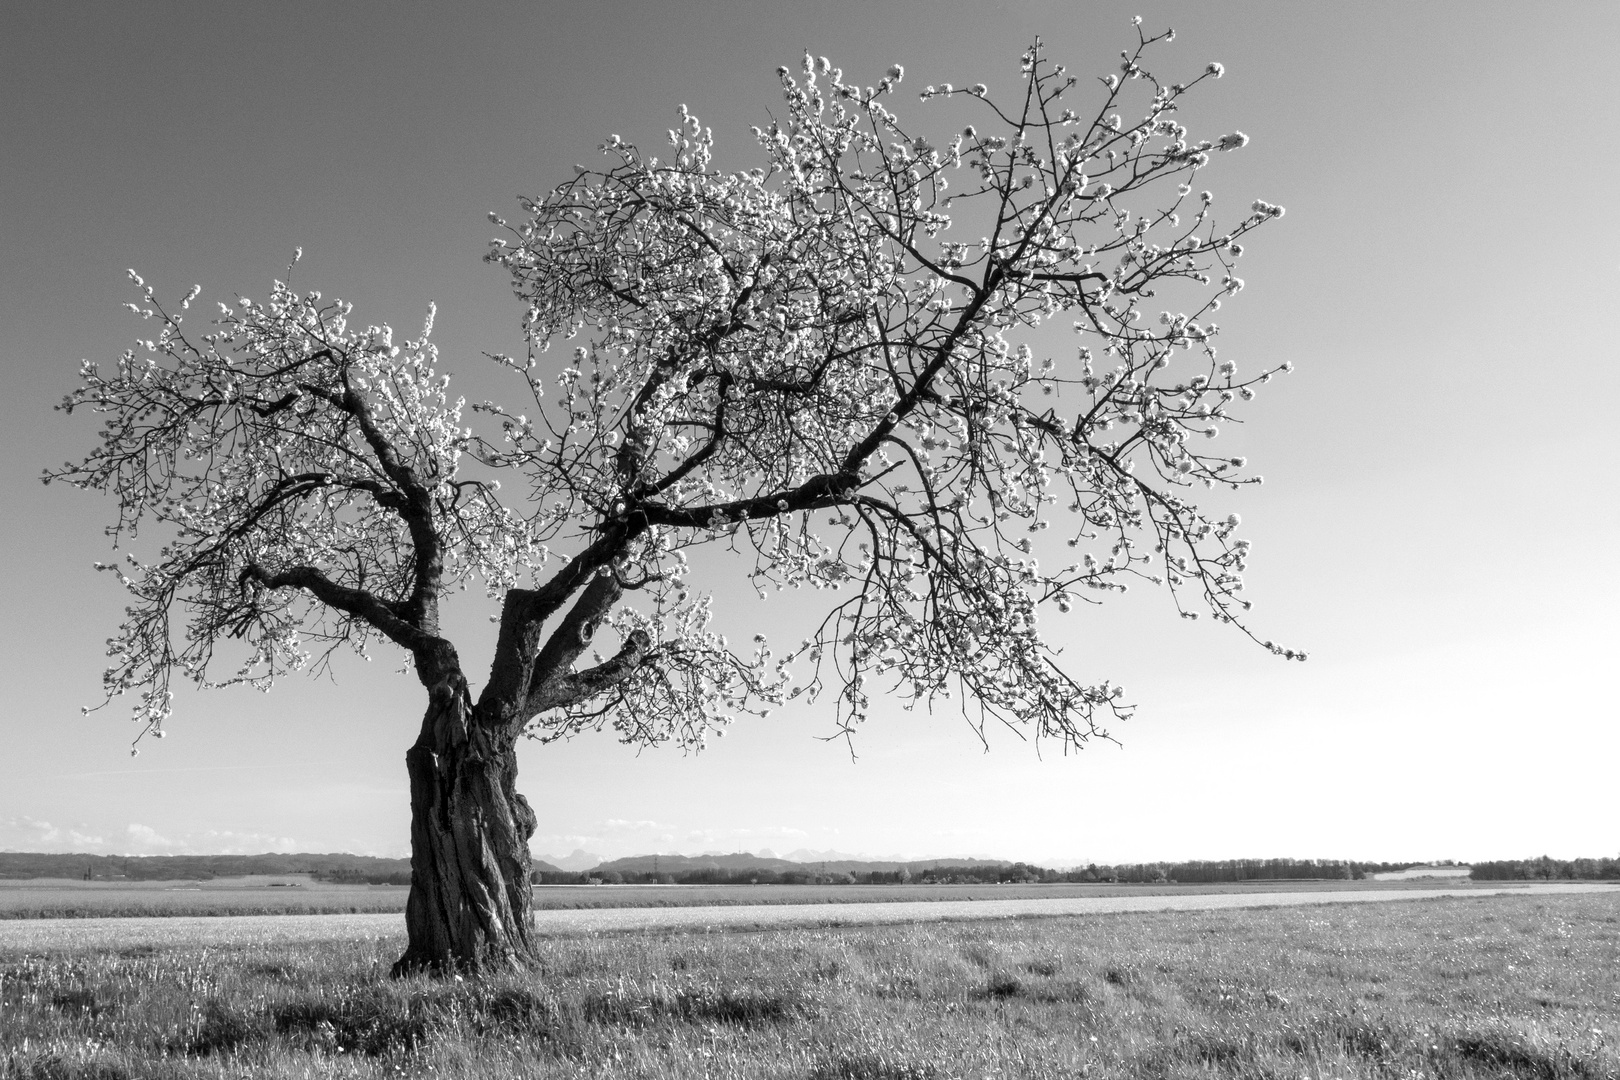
xmin=2 ymin=893 xmax=1616 ymax=1079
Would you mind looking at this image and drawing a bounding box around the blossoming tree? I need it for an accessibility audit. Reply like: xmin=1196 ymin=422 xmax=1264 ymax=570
xmin=49 ymin=26 xmax=1295 ymax=975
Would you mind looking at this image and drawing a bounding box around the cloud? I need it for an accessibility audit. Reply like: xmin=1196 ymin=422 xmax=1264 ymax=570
xmin=0 ymin=816 xmax=58 ymax=846
xmin=0 ymin=817 xmax=325 ymax=856
xmin=0 ymin=816 xmax=108 ymax=852
xmin=123 ymin=823 xmax=176 ymax=852
xmin=116 ymin=824 xmax=305 ymax=855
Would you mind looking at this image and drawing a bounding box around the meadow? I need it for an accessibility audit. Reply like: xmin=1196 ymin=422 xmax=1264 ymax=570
xmin=0 ymin=877 xmax=1513 ymax=920
xmin=2 ymin=892 xmax=1615 ymax=1079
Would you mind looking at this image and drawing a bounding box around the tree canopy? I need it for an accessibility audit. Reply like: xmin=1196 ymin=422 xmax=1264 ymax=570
xmin=52 ymin=26 xmax=1296 ymax=758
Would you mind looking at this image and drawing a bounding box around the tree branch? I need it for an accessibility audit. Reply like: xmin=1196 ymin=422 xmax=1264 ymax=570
xmin=521 ymin=572 xmax=648 ymax=716
xmin=476 ymin=519 xmax=641 ymax=717
xmin=528 ymin=628 xmax=652 ymax=714
xmin=636 ymin=468 xmax=858 ymax=529
xmin=238 ymin=563 xmax=427 ymax=652
xmin=297 ymin=368 xmax=444 ymax=631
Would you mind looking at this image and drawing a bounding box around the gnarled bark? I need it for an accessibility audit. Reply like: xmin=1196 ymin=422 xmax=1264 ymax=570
xmin=392 ymin=675 xmax=537 ymax=977
xmin=389 ymin=573 xmax=650 ymax=977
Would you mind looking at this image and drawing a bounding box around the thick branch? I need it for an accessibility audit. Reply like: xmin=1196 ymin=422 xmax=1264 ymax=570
xmin=637 ymin=469 xmax=858 ymax=530
xmin=238 ymin=563 xmax=428 ymax=651
xmin=528 ymin=628 xmax=652 ymax=714
xmin=527 ymin=574 xmax=621 ymax=697
xmin=523 ymin=573 xmax=647 ymax=716
xmin=477 ymin=519 xmax=642 ymax=717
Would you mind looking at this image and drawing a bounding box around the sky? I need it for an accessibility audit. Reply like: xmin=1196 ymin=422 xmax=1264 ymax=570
xmin=2 ymin=1 xmax=1616 ymax=869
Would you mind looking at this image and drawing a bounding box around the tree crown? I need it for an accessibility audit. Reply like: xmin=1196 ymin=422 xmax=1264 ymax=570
xmin=50 ymin=26 xmax=1297 ymax=755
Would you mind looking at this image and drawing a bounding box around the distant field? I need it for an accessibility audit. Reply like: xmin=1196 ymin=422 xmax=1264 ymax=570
xmin=0 ymin=874 xmax=1525 ymax=919
xmin=0 ymin=876 xmax=407 ymax=919
xmin=2 ymin=891 xmax=1614 ymax=1079
xmin=1368 ymin=865 xmax=1474 ymax=881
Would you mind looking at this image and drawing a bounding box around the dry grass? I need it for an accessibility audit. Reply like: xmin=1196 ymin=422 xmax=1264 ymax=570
xmin=1 ymin=892 xmax=1615 ymax=1079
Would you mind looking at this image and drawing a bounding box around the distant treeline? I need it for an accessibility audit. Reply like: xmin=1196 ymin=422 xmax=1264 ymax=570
xmin=307 ymin=865 xmax=413 ymax=887
xmin=0 ymin=852 xmax=413 ymax=882
xmin=535 ymin=862 xmax=1052 ymax=886
xmin=1066 ymin=859 xmax=1426 ymax=884
xmin=533 ymin=858 xmax=1424 ymax=886
xmin=1469 ymin=857 xmax=1620 ymax=881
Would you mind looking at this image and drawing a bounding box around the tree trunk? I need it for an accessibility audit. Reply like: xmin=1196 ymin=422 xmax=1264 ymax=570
xmin=392 ymin=677 xmax=538 ymax=977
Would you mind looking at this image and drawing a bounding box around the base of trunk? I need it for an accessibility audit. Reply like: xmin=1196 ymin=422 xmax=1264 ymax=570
xmin=393 ymin=681 xmax=537 ymax=977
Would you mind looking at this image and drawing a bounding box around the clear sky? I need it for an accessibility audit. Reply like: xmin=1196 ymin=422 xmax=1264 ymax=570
xmin=2 ymin=1 xmax=1615 ymax=868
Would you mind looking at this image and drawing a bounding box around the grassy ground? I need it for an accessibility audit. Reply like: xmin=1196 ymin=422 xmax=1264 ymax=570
xmin=2 ymin=892 xmax=1615 ymax=1079
xmin=0 ymin=877 xmax=1521 ymax=920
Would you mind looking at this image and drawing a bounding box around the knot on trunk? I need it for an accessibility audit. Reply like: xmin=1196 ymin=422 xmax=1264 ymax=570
xmin=428 ymin=680 xmax=469 ymax=747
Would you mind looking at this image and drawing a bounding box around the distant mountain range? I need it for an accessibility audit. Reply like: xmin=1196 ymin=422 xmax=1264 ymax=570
xmin=537 ymin=849 xmax=603 ymax=873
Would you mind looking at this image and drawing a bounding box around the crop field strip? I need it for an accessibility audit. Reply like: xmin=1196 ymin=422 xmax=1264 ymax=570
xmin=0 ymin=875 xmax=1562 ymax=920
xmin=1 ymin=891 xmax=1615 ymax=1079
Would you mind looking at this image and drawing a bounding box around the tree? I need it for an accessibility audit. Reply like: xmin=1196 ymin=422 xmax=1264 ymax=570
xmin=47 ymin=25 xmax=1296 ymax=975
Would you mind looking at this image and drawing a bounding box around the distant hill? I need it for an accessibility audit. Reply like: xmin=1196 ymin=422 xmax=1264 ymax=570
xmin=592 ymin=852 xmax=1015 ymax=876
xmin=784 ymin=848 xmax=903 ymax=864
xmin=0 ymin=852 xmax=563 ymax=882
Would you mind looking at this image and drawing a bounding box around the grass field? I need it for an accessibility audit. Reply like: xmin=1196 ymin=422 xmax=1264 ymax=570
xmin=0 ymin=876 xmax=1522 ymax=920
xmin=2 ymin=892 xmax=1615 ymax=1079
